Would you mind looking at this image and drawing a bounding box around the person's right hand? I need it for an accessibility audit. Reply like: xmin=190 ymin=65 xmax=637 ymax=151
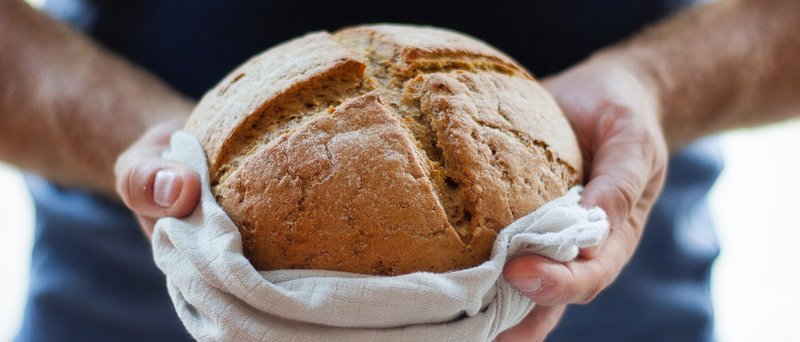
xmin=115 ymin=118 xmax=201 ymax=238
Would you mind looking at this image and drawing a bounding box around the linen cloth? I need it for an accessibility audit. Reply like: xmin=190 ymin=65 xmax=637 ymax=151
xmin=152 ymin=131 xmax=609 ymax=341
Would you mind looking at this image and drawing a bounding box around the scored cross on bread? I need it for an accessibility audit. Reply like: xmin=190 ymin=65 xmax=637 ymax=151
xmin=185 ymin=24 xmax=582 ymax=275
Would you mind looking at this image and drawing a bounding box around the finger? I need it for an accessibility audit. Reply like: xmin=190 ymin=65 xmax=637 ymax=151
xmin=570 ymin=108 xmax=659 ymax=264
xmin=582 ymin=129 xmax=651 ymax=229
xmin=116 ymin=157 xmax=201 ymax=219
xmin=504 ymin=171 xmax=664 ymax=306
xmin=504 ymin=228 xmax=620 ymax=305
xmin=115 ymin=126 xmax=200 ymax=219
xmin=494 ymin=305 xmax=566 ymax=342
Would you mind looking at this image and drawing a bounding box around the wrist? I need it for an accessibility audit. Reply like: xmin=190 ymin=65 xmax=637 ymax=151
xmin=582 ymin=49 xmax=689 ymax=153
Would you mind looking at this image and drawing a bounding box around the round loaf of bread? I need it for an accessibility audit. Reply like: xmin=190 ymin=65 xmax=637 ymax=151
xmin=185 ymin=24 xmax=583 ymax=276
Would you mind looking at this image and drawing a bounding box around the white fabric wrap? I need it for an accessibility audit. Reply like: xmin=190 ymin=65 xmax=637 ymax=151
xmin=152 ymin=131 xmax=609 ymax=342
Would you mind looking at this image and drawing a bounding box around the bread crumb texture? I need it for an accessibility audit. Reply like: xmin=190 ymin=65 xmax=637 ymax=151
xmin=184 ymin=24 xmax=582 ymax=275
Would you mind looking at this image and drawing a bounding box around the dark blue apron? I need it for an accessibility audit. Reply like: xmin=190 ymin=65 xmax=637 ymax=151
xmin=17 ymin=1 xmax=719 ymax=340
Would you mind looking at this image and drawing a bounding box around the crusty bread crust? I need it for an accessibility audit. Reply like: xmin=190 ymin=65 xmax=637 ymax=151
xmin=185 ymin=24 xmax=582 ymax=275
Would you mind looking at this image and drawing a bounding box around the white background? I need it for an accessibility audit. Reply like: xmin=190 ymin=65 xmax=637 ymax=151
xmin=710 ymin=121 xmax=800 ymax=342
xmin=2 ymin=121 xmax=800 ymax=341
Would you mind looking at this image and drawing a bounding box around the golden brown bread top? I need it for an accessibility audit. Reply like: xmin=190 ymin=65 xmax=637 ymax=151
xmin=185 ymin=24 xmax=582 ymax=275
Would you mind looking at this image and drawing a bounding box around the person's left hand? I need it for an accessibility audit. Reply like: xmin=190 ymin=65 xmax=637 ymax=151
xmin=496 ymin=54 xmax=668 ymax=341
xmin=115 ymin=117 xmax=201 ymax=238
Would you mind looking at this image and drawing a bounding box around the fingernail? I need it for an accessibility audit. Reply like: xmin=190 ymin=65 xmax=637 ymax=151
xmin=154 ymin=169 xmax=182 ymax=208
xmin=511 ymin=277 xmax=543 ymax=294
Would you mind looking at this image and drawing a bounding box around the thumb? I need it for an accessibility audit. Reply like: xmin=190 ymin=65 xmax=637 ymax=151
xmin=115 ymin=123 xmax=201 ymax=226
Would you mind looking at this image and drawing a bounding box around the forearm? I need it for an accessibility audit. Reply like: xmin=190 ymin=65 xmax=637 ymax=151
xmin=0 ymin=0 xmax=193 ymax=197
xmin=596 ymin=0 xmax=800 ymax=150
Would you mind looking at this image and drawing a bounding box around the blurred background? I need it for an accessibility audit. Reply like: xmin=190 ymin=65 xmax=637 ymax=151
xmin=2 ymin=0 xmax=798 ymax=340
xmin=2 ymin=121 xmax=799 ymax=340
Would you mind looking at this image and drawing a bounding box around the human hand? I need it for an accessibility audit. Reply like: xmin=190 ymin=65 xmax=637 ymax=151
xmin=497 ymin=55 xmax=668 ymax=341
xmin=115 ymin=118 xmax=201 ymax=238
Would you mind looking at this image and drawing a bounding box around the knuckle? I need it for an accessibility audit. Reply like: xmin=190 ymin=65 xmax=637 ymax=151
xmin=127 ymin=166 xmax=148 ymax=207
xmin=645 ymin=135 xmax=669 ymax=174
xmin=551 ymin=266 xmax=580 ymax=305
xmin=609 ymin=177 xmax=638 ymax=221
xmin=549 ymin=279 xmax=569 ymax=305
xmin=577 ymin=284 xmax=604 ymax=304
xmin=114 ymin=153 xmax=134 ymax=189
xmin=599 ymin=101 xmax=633 ymax=119
xmin=115 ymin=167 xmax=136 ymax=206
xmin=602 ymin=270 xmax=618 ymax=290
xmin=550 ymin=267 xmax=576 ymax=304
xmin=124 ymin=163 xmax=158 ymax=212
xmin=596 ymin=102 xmax=635 ymax=138
xmin=570 ymin=258 xmax=615 ymax=305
